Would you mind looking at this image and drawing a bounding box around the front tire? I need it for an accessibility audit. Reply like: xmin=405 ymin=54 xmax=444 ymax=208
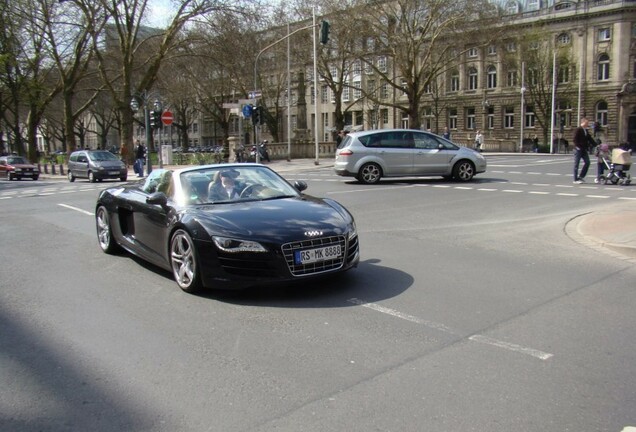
xmin=68 ymin=171 xmax=75 ymax=182
xmin=357 ymin=163 xmax=382 ymax=184
xmin=452 ymin=160 xmax=475 ymax=182
xmin=96 ymin=206 xmax=120 ymax=254
xmin=88 ymin=171 xmax=96 ymax=183
xmin=170 ymin=229 xmax=202 ymax=293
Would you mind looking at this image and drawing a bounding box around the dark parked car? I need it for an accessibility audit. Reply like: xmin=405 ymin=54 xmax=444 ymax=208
xmin=0 ymin=155 xmax=39 ymax=181
xmin=68 ymin=149 xmax=127 ymax=182
xmin=95 ymin=164 xmax=360 ymax=293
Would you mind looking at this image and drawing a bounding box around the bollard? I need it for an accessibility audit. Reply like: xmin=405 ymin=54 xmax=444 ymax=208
xmin=51 ymin=164 xmax=56 ymax=175
xmin=44 ymin=164 xmax=49 ymax=174
xmin=59 ymin=164 xmax=64 ymax=176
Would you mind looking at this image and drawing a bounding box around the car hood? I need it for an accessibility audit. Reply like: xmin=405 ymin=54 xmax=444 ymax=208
xmin=10 ymin=163 xmax=37 ymax=169
xmin=188 ymin=196 xmax=352 ymax=242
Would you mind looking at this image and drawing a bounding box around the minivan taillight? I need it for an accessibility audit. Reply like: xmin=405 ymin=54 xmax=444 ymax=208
xmin=338 ymin=149 xmax=353 ymax=156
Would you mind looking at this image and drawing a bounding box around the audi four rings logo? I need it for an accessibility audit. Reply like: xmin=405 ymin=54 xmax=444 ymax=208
xmin=304 ymin=230 xmax=323 ymax=237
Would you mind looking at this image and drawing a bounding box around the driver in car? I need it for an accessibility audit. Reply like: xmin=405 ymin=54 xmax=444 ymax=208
xmin=208 ymin=169 xmax=244 ymax=201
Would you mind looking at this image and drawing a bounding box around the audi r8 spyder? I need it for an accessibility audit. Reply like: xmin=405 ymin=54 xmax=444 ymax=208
xmin=95 ymin=164 xmax=359 ymax=293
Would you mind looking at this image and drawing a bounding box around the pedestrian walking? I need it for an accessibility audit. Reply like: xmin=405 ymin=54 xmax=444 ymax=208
xmin=135 ymin=140 xmax=146 ymax=177
xmin=442 ymin=127 xmax=451 ymax=140
xmin=474 ymin=130 xmax=483 ymax=152
xmin=572 ymin=117 xmax=596 ymax=183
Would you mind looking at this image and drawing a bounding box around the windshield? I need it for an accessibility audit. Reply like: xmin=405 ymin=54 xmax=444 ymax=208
xmin=88 ymin=151 xmax=119 ymax=162
xmin=7 ymin=157 xmax=28 ymax=165
xmin=177 ymin=165 xmax=300 ymax=205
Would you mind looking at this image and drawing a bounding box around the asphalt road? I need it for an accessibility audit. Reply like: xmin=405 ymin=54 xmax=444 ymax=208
xmin=1 ymin=155 xmax=635 ymax=431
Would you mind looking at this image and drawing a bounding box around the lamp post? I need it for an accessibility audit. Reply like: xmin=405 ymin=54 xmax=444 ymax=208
xmin=130 ymin=90 xmax=162 ymax=175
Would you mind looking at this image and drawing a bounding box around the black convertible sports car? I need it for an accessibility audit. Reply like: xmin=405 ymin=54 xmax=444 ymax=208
xmin=95 ymin=164 xmax=359 ymax=293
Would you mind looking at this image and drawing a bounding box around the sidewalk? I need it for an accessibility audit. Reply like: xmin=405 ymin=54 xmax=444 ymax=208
xmin=39 ymin=156 xmax=636 ymax=260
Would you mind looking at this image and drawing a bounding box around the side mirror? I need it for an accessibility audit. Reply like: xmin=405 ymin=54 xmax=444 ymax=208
xmin=147 ymin=191 xmax=168 ymax=207
xmin=293 ymin=180 xmax=308 ymax=192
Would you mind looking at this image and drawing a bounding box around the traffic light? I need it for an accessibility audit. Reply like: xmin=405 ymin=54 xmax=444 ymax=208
xmin=150 ymin=110 xmax=162 ymax=129
xmin=252 ymin=105 xmax=261 ymax=126
xmin=149 ymin=110 xmax=156 ymax=128
xmin=320 ymin=20 xmax=330 ymax=45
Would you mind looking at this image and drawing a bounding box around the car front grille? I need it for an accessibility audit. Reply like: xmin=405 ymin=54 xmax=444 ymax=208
xmin=282 ymin=235 xmax=347 ymax=277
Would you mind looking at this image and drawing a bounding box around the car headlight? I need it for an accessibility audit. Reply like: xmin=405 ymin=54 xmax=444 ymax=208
xmin=213 ymin=236 xmax=267 ymax=253
xmin=348 ymin=221 xmax=357 ymax=240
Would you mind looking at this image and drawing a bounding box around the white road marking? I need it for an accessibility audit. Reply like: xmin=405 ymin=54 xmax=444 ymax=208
xmin=556 ymin=193 xmax=579 ymax=197
xmin=57 ymin=203 xmax=94 ymax=216
xmin=528 ymin=191 xmax=550 ymax=195
xmin=468 ymin=335 xmax=553 ymax=360
xmin=348 ymin=298 xmax=553 ymax=361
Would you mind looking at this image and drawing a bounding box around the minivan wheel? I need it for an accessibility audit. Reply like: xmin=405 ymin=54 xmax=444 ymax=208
xmin=357 ymin=163 xmax=382 ymax=184
xmin=452 ymin=160 xmax=475 ymax=182
xmin=88 ymin=171 xmax=97 ymax=183
xmin=68 ymin=171 xmax=75 ymax=182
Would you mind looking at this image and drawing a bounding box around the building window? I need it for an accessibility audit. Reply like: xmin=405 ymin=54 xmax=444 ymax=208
xmin=400 ymin=79 xmax=408 ymax=97
xmin=353 ymin=80 xmax=361 ymax=99
xmin=467 ymin=47 xmax=478 ymax=58
xmin=528 ymin=68 xmax=539 ymax=86
xmin=505 ymin=1 xmax=518 ymax=14
xmin=450 ymin=70 xmax=460 ymax=92
xmin=487 ymin=65 xmax=497 ymax=89
xmin=321 ymin=85 xmax=328 ymax=103
xmin=466 ymin=107 xmax=476 ymax=130
xmin=310 ymin=86 xmax=315 ymax=104
xmin=342 ymin=85 xmax=350 ymax=102
xmin=596 ymin=101 xmax=608 ymax=126
xmin=597 ymin=54 xmax=610 ymax=81
xmin=558 ymin=65 xmax=571 ymax=84
xmin=506 ymin=41 xmax=516 ymax=52
xmin=488 ymin=45 xmax=497 ymax=55
xmin=380 ymin=83 xmax=389 ymax=99
xmin=557 ymin=33 xmax=571 ymax=45
xmin=557 ymin=101 xmax=573 ymax=129
xmin=504 ymin=106 xmax=514 ymax=129
xmin=422 ymin=107 xmax=433 ymax=130
xmin=378 ymin=56 xmax=387 ymax=73
xmin=381 ymin=109 xmax=389 ymax=124
xmin=448 ymin=108 xmax=458 ymax=130
xmin=525 ymin=105 xmax=535 ymax=128
xmin=598 ymin=28 xmax=611 ymax=42
xmin=507 ymin=70 xmax=517 ymax=87
xmin=364 ymin=58 xmax=373 ymax=74
xmin=352 ymin=60 xmax=361 ymax=76
xmin=487 ymin=106 xmax=495 ymax=130
xmin=468 ymin=67 xmax=478 ymax=90
xmin=527 ymin=0 xmax=539 ymax=10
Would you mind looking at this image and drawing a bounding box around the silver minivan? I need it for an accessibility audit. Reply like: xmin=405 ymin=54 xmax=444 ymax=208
xmin=334 ymin=129 xmax=487 ymax=184
xmin=68 ymin=150 xmax=128 ymax=183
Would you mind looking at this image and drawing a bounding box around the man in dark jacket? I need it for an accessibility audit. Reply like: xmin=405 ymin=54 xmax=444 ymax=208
xmin=572 ymin=117 xmax=596 ymax=183
xmin=135 ymin=140 xmax=146 ymax=177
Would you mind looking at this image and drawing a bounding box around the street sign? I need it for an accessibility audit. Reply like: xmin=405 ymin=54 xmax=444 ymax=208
xmin=222 ymin=103 xmax=240 ymax=109
xmin=248 ymin=91 xmax=262 ymax=99
xmin=242 ymin=104 xmax=253 ymax=118
xmin=161 ymin=110 xmax=174 ymax=126
xmin=239 ymin=99 xmax=256 ymax=105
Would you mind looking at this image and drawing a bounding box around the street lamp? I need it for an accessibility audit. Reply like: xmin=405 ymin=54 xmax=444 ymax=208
xmin=130 ymin=90 xmax=162 ymax=175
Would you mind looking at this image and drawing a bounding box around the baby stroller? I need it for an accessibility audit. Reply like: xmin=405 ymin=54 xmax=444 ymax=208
xmin=600 ymin=147 xmax=632 ymax=185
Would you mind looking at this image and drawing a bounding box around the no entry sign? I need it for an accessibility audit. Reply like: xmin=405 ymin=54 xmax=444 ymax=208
xmin=161 ymin=110 xmax=174 ymax=126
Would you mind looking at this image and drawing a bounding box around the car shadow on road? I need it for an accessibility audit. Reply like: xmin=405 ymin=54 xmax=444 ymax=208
xmin=342 ymin=177 xmax=508 ymax=186
xmin=201 ymin=258 xmax=414 ymax=308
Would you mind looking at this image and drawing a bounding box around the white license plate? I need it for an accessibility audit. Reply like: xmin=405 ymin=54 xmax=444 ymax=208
xmin=294 ymin=245 xmax=342 ymax=264
xmin=109 ymin=171 xmax=120 ymax=175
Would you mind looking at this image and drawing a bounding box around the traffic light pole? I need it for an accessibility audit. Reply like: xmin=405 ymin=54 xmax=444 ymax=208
xmin=253 ymin=20 xmax=320 ymax=163
xmin=144 ymin=104 xmax=152 ymax=175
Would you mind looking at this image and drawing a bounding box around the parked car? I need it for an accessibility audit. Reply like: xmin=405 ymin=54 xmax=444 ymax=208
xmin=68 ymin=149 xmax=127 ymax=183
xmin=334 ymin=129 xmax=487 ymax=184
xmin=0 ymin=155 xmax=40 ymax=181
xmin=95 ymin=164 xmax=360 ymax=293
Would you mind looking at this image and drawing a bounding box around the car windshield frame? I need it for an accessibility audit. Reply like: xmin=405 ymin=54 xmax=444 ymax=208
xmin=174 ymin=165 xmax=301 ymax=206
xmin=88 ymin=151 xmax=119 ymax=162
xmin=7 ymin=156 xmax=29 ymax=165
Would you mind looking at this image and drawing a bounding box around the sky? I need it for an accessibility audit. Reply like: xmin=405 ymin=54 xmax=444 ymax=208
xmin=147 ymin=0 xmax=175 ymax=28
